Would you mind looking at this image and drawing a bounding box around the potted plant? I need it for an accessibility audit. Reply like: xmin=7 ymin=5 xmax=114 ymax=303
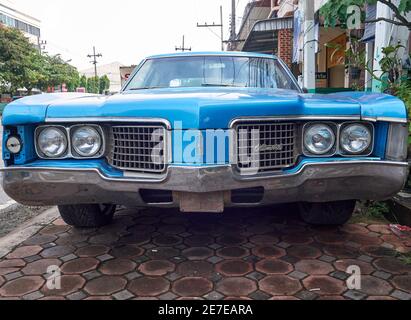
xmin=325 ymin=35 xmax=366 ymax=85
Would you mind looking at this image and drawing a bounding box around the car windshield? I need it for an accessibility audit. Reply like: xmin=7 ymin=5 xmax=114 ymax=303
xmin=124 ymin=56 xmax=300 ymax=91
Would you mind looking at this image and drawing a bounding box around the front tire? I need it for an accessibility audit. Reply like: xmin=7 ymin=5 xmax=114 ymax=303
xmin=58 ymin=204 xmax=116 ymax=228
xmin=298 ymin=200 xmax=356 ymax=226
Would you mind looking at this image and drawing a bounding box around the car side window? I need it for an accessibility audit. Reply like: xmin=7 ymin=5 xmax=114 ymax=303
xmin=273 ymin=60 xmax=299 ymax=91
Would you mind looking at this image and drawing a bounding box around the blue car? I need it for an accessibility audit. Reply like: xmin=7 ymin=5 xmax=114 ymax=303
xmin=1 ymin=52 xmax=409 ymax=227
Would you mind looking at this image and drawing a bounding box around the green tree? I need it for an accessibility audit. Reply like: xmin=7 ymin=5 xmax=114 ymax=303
xmin=86 ymin=76 xmax=99 ymax=94
xmin=0 ymin=25 xmax=42 ymax=93
xmin=79 ymin=75 xmax=87 ymax=88
xmin=0 ymin=25 xmax=81 ymax=94
xmin=320 ymin=0 xmax=411 ymax=30
xmin=99 ymin=75 xmax=110 ymax=94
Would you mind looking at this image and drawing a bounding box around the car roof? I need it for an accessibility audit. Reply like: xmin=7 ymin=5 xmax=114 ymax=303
xmin=146 ymin=51 xmax=278 ymax=60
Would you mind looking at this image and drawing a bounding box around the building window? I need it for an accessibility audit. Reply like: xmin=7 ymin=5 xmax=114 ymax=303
xmin=0 ymin=12 xmax=40 ymax=36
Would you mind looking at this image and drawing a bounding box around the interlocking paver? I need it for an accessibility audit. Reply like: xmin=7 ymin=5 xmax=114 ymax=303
xmin=41 ymin=245 xmax=75 ymax=258
xmin=391 ymin=289 xmax=411 ymax=300
xmin=216 ymin=260 xmax=253 ymax=277
xmin=302 ymin=276 xmax=345 ymax=295
xmin=22 ymin=259 xmax=61 ymax=275
xmin=41 ymin=275 xmax=86 ymax=297
xmin=358 ymin=276 xmax=393 ymax=296
xmin=259 ymin=275 xmax=301 ymax=296
xmin=216 ymin=247 xmax=249 ymax=259
xmin=67 ymin=291 xmax=87 ymax=300
xmin=138 ymin=260 xmax=175 ymax=276
xmin=172 ymin=277 xmax=213 ymax=297
xmin=391 ymin=275 xmax=411 ymax=293
xmin=100 ymin=258 xmax=136 ymax=275
xmin=295 ymin=290 xmax=318 ymax=300
xmin=334 ymin=259 xmax=375 ymax=275
xmin=374 ymin=258 xmax=411 ymax=274
xmin=287 ymin=245 xmax=321 ymax=259
xmin=61 ymin=258 xmax=99 ymax=274
xmin=4 ymin=271 xmax=23 ymax=280
xmin=84 ymin=276 xmax=127 ymax=296
xmin=176 ymin=261 xmax=213 ymax=278
xmin=181 ymin=247 xmax=213 ymax=261
xmin=373 ymin=271 xmax=392 ymax=280
xmin=203 ymin=291 xmax=224 ymax=300
xmin=251 ymin=246 xmax=286 ymax=259
xmin=255 ymin=259 xmax=293 ymax=275
xmin=216 ymin=278 xmax=257 ymax=297
xmin=112 ymin=290 xmax=134 ymax=300
xmin=128 ymin=277 xmax=170 ymax=297
xmin=0 ymin=276 xmax=44 ymax=297
xmin=1 ymin=206 xmax=410 ymax=301
xmin=295 ymin=260 xmax=334 ymax=275
xmin=7 ymin=246 xmax=43 ymax=259
xmin=344 ymin=290 xmax=367 ymax=300
xmin=288 ymin=270 xmax=308 ymax=280
xmin=75 ymin=245 xmax=110 ymax=257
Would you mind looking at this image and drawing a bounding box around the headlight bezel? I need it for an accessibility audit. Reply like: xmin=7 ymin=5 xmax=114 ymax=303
xmin=35 ymin=124 xmax=105 ymax=160
xmin=303 ymin=121 xmax=374 ymax=158
xmin=70 ymin=124 xmax=104 ymax=158
xmin=35 ymin=125 xmax=69 ymax=159
xmin=303 ymin=122 xmax=338 ymax=157
xmin=339 ymin=122 xmax=374 ymax=156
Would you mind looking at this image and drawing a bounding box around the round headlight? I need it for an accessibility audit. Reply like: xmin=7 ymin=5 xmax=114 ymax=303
xmin=304 ymin=124 xmax=335 ymax=155
xmin=340 ymin=124 xmax=372 ymax=154
xmin=72 ymin=126 xmax=102 ymax=157
xmin=38 ymin=127 xmax=68 ymax=158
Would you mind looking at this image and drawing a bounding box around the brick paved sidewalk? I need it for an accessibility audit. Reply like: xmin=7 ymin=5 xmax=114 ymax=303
xmin=0 ymin=205 xmax=411 ymax=300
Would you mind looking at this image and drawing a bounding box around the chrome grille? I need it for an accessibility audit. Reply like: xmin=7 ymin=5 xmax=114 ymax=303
xmin=235 ymin=122 xmax=297 ymax=172
xmin=108 ymin=125 xmax=167 ymax=173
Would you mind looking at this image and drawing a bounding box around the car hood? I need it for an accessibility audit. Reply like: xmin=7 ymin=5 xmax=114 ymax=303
xmin=2 ymin=88 xmax=406 ymax=129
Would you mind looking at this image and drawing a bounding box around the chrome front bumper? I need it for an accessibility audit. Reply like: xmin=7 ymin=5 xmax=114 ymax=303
xmin=1 ymin=161 xmax=408 ymax=207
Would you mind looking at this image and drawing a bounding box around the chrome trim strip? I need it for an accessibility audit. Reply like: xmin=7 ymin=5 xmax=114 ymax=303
xmin=362 ymin=116 xmax=408 ymax=124
xmin=230 ymin=115 xmax=407 ymax=128
xmin=229 ymin=116 xmax=361 ymax=128
xmin=45 ymin=117 xmax=172 ymax=130
xmin=1 ymin=161 xmax=408 ymax=183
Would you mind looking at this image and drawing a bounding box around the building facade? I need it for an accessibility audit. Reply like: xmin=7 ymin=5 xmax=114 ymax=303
xmin=0 ymin=1 xmax=41 ymax=48
xmin=229 ymin=0 xmax=410 ymax=93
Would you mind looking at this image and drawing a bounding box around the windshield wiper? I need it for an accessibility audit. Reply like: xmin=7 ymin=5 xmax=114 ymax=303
xmin=201 ymin=83 xmax=240 ymax=87
xmin=128 ymin=86 xmax=165 ymax=90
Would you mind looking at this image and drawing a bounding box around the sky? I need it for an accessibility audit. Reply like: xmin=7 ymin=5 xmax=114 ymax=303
xmin=8 ymin=0 xmax=251 ymax=70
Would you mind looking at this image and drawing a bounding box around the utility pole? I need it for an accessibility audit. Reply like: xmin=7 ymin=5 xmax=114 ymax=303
xmin=230 ymin=0 xmax=236 ymax=41
xmin=87 ymin=46 xmax=103 ymax=80
xmin=197 ymin=5 xmax=224 ymax=51
xmin=302 ymin=0 xmax=316 ymax=93
xmin=175 ymin=35 xmax=191 ymax=52
xmin=87 ymin=46 xmax=102 ymax=93
xmin=39 ymin=40 xmax=47 ymax=54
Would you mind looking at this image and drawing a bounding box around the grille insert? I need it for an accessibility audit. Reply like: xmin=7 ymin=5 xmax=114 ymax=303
xmin=235 ymin=122 xmax=297 ymax=173
xmin=108 ymin=125 xmax=167 ymax=173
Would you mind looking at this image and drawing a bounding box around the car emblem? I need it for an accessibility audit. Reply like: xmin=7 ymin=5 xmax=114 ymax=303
xmin=254 ymin=143 xmax=284 ymax=153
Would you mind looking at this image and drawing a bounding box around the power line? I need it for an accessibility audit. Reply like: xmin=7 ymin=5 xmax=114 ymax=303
xmin=87 ymin=46 xmax=102 ymax=79
xmin=87 ymin=46 xmax=102 ymax=93
xmin=197 ymin=5 xmax=224 ymax=51
xmin=175 ymin=35 xmax=192 ymax=52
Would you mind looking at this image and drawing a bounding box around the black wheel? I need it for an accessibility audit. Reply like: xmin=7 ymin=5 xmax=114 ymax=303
xmin=58 ymin=204 xmax=116 ymax=228
xmin=298 ymin=200 xmax=356 ymax=226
